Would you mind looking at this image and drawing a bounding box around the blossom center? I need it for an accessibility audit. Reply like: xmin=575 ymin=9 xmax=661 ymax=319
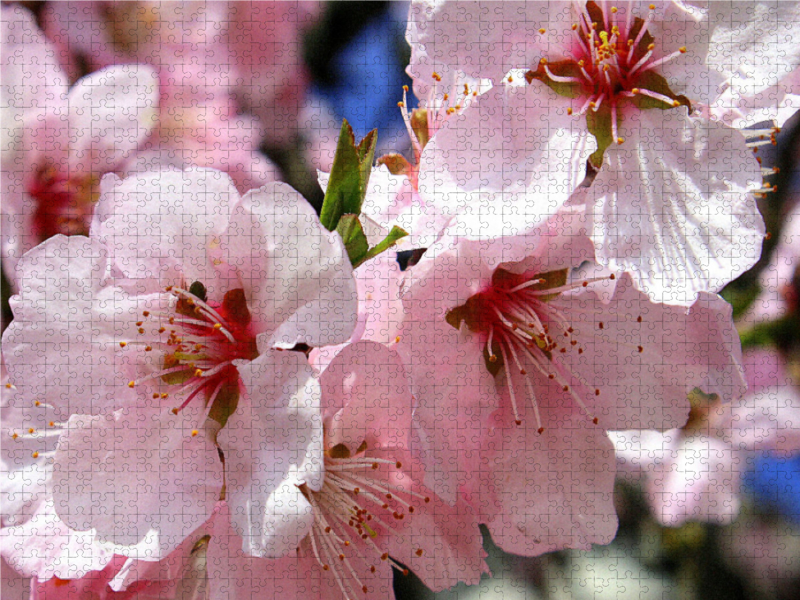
xmin=526 ymin=2 xmax=690 ymax=162
xmin=124 ymin=282 xmax=258 ymax=427
xmin=446 ymin=268 xmax=618 ymax=430
xmin=300 ymin=442 xmax=429 ymax=598
xmin=28 ymin=164 xmax=98 ymax=240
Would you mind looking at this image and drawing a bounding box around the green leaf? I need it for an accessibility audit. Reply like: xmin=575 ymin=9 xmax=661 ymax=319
xmin=586 ymin=103 xmax=616 ymax=168
xmin=359 ymin=225 xmax=409 ymax=267
xmin=320 ymin=120 xmax=378 ymax=231
xmin=336 ymin=214 xmax=370 ymax=267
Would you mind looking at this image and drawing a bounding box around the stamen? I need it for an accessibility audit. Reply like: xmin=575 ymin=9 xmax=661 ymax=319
xmin=544 ymin=65 xmax=581 ymax=84
xmin=498 ymin=343 xmax=522 ymax=425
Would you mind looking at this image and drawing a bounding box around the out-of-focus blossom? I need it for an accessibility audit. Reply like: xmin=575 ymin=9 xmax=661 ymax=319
xmin=1 ymin=5 xmax=157 ymax=284
xmin=41 ymin=1 xmax=281 ymax=193
xmin=611 ymin=349 xmax=800 ymax=526
xmin=702 ymin=1 xmax=800 ymax=130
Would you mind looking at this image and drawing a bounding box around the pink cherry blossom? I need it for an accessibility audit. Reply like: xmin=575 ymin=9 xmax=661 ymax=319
xmin=210 ymin=341 xmax=487 ymax=600
xmin=3 ymin=168 xmax=358 ymax=560
xmin=397 ymin=209 xmax=746 ymax=553
xmin=1 ymin=5 xmax=158 ymax=285
xmin=611 ymin=349 xmax=800 ymax=526
xmin=407 ymin=0 xmax=767 ymax=305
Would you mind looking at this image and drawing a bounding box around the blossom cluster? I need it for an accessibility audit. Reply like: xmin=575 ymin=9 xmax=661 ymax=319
xmin=2 ymin=2 xmax=800 ymax=599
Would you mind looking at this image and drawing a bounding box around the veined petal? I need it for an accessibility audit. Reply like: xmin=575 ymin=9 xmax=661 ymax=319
xmin=588 ymin=110 xmax=764 ymax=305
xmin=51 ymin=407 xmax=222 ymax=557
xmin=223 ymin=182 xmax=358 ymax=347
xmin=218 ymin=349 xmax=323 ymax=558
xmin=418 ymin=83 xmax=594 ymax=239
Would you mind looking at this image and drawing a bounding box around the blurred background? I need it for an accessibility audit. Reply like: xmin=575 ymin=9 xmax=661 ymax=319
xmin=2 ymin=2 xmax=799 ymax=599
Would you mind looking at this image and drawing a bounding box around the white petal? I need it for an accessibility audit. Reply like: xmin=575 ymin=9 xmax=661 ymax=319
xmin=589 ymin=110 xmax=764 ymax=305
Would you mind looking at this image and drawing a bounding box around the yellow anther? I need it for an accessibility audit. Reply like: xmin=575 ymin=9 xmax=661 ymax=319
xmin=567 ymin=107 xmax=573 ymax=115
xmin=49 ymin=422 xmax=54 ymax=427
xmin=540 ymin=57 xmax=548 ymax=65
xmin=578 ymin=59 xmax=585 ymax=67
xmin=538 ymin=28 xmax=546 ymax=34
xmin=617 ymin=137 xmax=625 ymax=144
xmin=397 ymin=101 xmax=405 ymax=108
xmin=647 ymin=43 xmax=655 ymax=51
xmin=191 ymin=430 xmax=199 ymax=437
xmin=161 ymin=393 xmax=168 ymax=399
xmin=672 ymin=100 xmax=680 ymax=107
xmin=119 ymin=342 xmax=127 ymax=348
xmin=171 ymin=408 xmax=179 ymax=415
xmin=194 ymin=369 xmax=203 ymax=377
xmin=28 ymin=428 xmax=34 ymax=434
xmin=679 ymin=46 xmax=687 ymax=53
xmin=34 ymin=401 xmax=41 ymax=407
xmin=631 ymin=87 xmax=640 ymax=94
xmin=128 ymin=381 xmax=136 ymax=388
xmin=403 ymin=85 xmax=408 ymax=92
xmin=507 ymin=75 xmax=513 ymax=82
xmin=32 ymin=452 xmax=39 ymax=459
xmin=5 ymin=383 xmax=13 ymax=389
xmin=213 ymin=323 xmax=222 ymax=330
xmin=572 ymin=23 xmax=578 ymax=30
xmin=649 ymin=4 xmax=655 ymax=9
xmin=431 ymin=72 xmax=442 ymax=81
xmin=11 ymin=433 xmax=18 ymax=439
xmin=611 ymin=6 xmax=618 ymax=12
xmin=395 ymin=336 xmax=401 ymax=344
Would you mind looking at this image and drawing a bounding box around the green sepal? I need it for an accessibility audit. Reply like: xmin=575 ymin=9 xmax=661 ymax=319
xmin=336 ymin=215 xmax=409 ymax=269
xmin=586 ymin=103 xmax=616 ymax=168
xmin=377 ymin=153 xmax=413 ymax=177
xmin=207 ymin=380 xmax=240 ymax=429
xmin=525 ymin=60 xmax=584 ymax=99
xmin=319 ymin=119 xmax=378 ymax=231
xmin=632 ymin=70 xmax=692 ymax=112
xmin=336 ymin=214 xmax=370 ymax=267
xmin=410 ymin=108 xmax=430 ymax=149
xmin=161 ymin=369 xmax=194 ymax=386
xmin=359 ymin=225 xmax=409 ymax=267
